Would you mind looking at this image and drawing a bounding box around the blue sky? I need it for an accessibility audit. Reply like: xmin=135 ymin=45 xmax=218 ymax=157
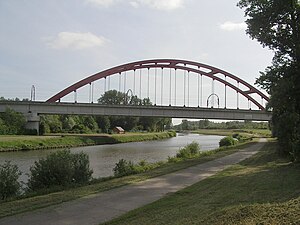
xmin=0 ymin=0 xmax=273 ymax=106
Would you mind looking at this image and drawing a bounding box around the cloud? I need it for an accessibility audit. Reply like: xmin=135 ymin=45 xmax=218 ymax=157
xmin=220 ymin=21 xmax=247 ymax=31
xmin=46 ymin=32 xmax=108 ymax=50
xmin=130 ymin=1 xmax=139 ymax=8
xmin=86 ymin=0 xmax=117 ymax=7
xmin=86 ymin=0 xmax=184 ymax=10
xmin=133 ymin=0 xmax=184 ymax=11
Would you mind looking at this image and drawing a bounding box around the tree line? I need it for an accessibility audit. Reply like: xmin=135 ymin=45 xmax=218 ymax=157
xmin=174 ymin=119 xmax=268 ymax=131
xmin=238 ymin=0 xmax=300 ymax=161
xmin=0 ymin=90 xmax=172 ymax=135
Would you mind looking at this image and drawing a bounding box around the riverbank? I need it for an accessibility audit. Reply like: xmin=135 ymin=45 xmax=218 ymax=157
xmin=0 ymin=140 xmax=255 ymax=219
xmin=192 ymin=128 xmax=272 ymax=137
xmin=0 ymin=131 xmax=176 ymax=152
xmin=105 ymin=139 xmax=300 ymax=225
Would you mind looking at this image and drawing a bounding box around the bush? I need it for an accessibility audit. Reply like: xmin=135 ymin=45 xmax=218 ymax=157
xmin=232 ymin=133 xmax=241 ymax=139
xmin=176 ymin=142 xmax=200 ymax=159
xmin=219 ymin=136 xmax=237 ymax=147
xmin=113 ymin=159 xmax=135 ymax=177
xmin=27 ymin=150 xmax=93 ymax=191
xmin=113 ymin=159 xmax=160 ymax=177
xmin=0 ymin=161 xmax=21 ymax=200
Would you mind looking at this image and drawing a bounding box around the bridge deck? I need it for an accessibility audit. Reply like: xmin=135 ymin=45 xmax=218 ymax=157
xmin=0 ymin=102 xmax=271 ymax=121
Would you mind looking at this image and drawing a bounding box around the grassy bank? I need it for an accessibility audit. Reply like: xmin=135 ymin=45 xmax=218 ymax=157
xmin=0 ymin=140 xmax=255 ymax=218
xmin=192 ymin=128 xmax=272 ymax=137
xmin=0 ymin=131 xmax=176 ymax=152
xmin=105 ymin=140 xmax=300 ymax=225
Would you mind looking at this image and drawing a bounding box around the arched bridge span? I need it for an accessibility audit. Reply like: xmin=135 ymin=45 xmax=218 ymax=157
xmin=46 ymin=59 xmax=269 ymax=110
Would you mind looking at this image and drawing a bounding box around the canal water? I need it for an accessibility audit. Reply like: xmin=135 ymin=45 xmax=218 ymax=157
xmin=0 ymin=133 xmax=224 ymax=183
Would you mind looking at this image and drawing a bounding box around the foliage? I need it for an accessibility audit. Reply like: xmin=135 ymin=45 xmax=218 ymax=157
xmin=0 ymin=108 xmax=26 ymax=135
xmin=0 ymin=161 xmax=21 ymax=200
xmin=104 ymin=141 xmax=300 ymax=225
xmin=219 ymin=136 xmax=237 ymax=147
xmin=27 ymin=150 xmax=93 ymax=191
xmin=96 ymin=116 xmax=110 ymax=133
xmin=174 ymin=119 xmax=269 ymax=131
xmin=37 ymin=90 xmax=171 ymax=134
xmin=0 ymin=97 xmax=29 ymax=102
xmin=0 ymin=140 xmax=254 ymax=218
xmin=238 ymin=0 xmax=300 ymax=161
xmin=113 ymin=158 xmax=163 ymax=177
xmin=0 ymin=132 xmax=175 ymax=152
xmin=176 ymin=142 xmax=200 ymax=159
xmin=113 ymin=159 xmax=136 ymax=177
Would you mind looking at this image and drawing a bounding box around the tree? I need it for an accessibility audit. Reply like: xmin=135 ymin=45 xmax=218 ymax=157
xmin=40 ymin=115 xmax=62 ymax=133
xmin=0 ymin=108 xmax=26 ymax=134
xmin=0 ymin=161 xmax=21 ymax=200
xmin=0 ymin=118 xmax=8 ymax=134
xmin=238 ymin=0 xmax=300 ymax=161
xmin=96 ymin=116 xmax=111 ymax=133
xmin=98 ymin=90 xmax=126 ymax=105
xmin=181 ymin=120 xmax=190 ymax=130
xmin=61 ymin=115 xmax=76 ymax=131
xmin=28 ymin=150 xmax=93 ymax=191
xmin=82 ymin=116 xmax=99 ymax=132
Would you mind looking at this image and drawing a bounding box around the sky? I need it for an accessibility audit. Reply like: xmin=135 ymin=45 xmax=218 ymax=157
xmin=0 ymin=0 xmax=274 ymax=124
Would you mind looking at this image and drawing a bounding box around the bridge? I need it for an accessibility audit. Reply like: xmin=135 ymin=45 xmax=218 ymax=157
xmin=0 ymin=59 xmax=272 ymax=132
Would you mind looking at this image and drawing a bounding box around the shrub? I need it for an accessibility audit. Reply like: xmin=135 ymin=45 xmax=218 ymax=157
xmin=232 ymin=133 xmax=241 ymax=139
xmin=113 ymin=159 xmax=160 ymax=177
xmin=72 ymin=152 xmax=93 ymax=183
xmin=176 ymin=142 xmax=200 ymax=159
xmin=27 ymin=150 xmax=93 ymax=191
xmin=219 ymin=136 xmax=237 ymax=147
xmin=113 ymin=159 xmax=135 ymax=177
xmin=0 ymin=161 xmax=21 ymax=200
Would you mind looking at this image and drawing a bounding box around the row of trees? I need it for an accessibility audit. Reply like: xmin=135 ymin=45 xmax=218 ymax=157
xmin=174 ymin=119 xmax=269 ymax=131
xmin=40 ymin=114 xmax=171 ymax=134
xmin=40 ymin=90 xmax=171 ymax=134
xmin=0 ymin=91 xmax=172 ymax=135
xmin=238 ymin=0 xmax=300 ymax=161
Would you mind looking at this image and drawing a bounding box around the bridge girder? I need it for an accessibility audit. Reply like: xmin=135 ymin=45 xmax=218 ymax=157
xmin=46 ymin=59 xmax=269 ymax=110
xmin=0 ymin=102 xmax=272 ymax=121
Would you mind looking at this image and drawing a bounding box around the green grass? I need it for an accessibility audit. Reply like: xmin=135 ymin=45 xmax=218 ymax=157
xmin=0 ymin=131 xmax=176 ymax=152
xmin=193 ymin=128 xmax=271 ymax=137
xmin=104 ymin=140 xmax=300 ymax=225
xmin=0 ymin=140 xmax=254 ymax=218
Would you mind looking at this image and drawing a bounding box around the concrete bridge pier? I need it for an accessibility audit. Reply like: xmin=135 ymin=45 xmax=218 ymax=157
xmin=25 ymin=112 xmax=40 ymax=134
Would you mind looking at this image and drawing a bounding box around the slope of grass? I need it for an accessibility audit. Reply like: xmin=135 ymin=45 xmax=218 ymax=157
xmin=0 ymin=131 xmax=176 ymax=152
xmin=104 ymin=140 xmax=300 ymax=225
xmin=193 ymin=128 xmax=271 ymax=137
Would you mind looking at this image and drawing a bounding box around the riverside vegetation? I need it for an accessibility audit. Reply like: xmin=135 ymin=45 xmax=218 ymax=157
xmin=0 ymin=132 xmax=255 ymax=218
xmin=0 ymin=131 xmax=176 ymax=152
xmin=104 ymin=139 xmax=300 ymax=225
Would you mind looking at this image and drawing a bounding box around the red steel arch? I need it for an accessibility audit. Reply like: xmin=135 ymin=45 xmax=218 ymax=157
xmin=46 ymin=59 xmax=269 ymax=110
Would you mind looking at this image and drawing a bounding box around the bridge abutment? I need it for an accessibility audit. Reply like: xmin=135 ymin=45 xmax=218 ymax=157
xmin=25 ymin=112 xmax=40 ymax=135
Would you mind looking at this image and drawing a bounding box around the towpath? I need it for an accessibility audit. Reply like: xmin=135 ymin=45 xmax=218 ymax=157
xmin=0 ymin=139 xmax=266 ymax=225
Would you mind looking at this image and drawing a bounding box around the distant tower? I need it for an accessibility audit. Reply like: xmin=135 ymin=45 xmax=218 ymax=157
xmin=30 ymin=85 xmax=36 ymax=101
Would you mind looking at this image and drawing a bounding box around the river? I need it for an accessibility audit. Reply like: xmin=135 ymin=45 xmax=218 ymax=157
xmin=0 ymin=133 xmax=224 ymax=183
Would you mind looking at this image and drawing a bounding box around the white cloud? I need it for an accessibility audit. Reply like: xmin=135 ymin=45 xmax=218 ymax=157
xmin=86 ymin=0 xmax=184 ymax=10
xmin=135 ymin=0 xmax=184 ymax=11
xmin=130 ymin=1 xmax=139 ymax=8
xmin=46 ymin=32 xmax=108 ymax=50
xmin=86 ymin=0 xmax=117 ymax=7
xmin=220 ymin=21 xmax=247 ymax=31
